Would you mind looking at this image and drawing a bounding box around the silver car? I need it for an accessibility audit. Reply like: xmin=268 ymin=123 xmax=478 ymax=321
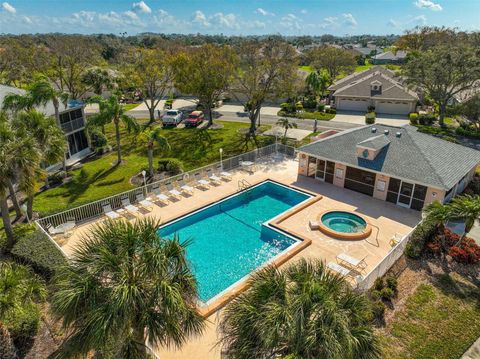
xmin=162 ymin=110 xmax=184 ymax=127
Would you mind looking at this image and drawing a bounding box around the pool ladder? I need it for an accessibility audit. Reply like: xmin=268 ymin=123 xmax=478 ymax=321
xmin=238 ymin=179 xmax=252 ymax=192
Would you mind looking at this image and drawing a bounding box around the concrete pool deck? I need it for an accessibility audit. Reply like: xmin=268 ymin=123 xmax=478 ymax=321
xmin=50 ymin=157 xmax=421 ymax=359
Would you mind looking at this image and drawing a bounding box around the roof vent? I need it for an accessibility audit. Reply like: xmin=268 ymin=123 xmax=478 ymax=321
xmin=371 ymin=127 xmax=377 ymax=133
xmin=396 ymin=132 xmax=402 ymax=138
xmin=384 ymin=130 xmax=389 ymax=135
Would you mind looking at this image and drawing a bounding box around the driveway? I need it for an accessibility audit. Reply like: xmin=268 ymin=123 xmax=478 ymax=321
xmin=334 ymin=111 xmax=410 ymax=127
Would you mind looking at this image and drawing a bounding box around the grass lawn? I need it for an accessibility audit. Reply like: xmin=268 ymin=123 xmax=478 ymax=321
xmin=33 ymin=121 xmax=272 ymax=216
xmin=122 ymin=103 xmax=140 ymax=111
xmin=379 ymin=273 xmax=480 ymax=359
xmin=298 ymin=65 xmax=314 ymax=73
xmin=278 ymin=111 xmax=336 ymax=121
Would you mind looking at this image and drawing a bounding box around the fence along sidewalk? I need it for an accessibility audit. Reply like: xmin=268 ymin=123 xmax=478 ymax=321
xmin=36 ymin=144 xmax=295 ymax=230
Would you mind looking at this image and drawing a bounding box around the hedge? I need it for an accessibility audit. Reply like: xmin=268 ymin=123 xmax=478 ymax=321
xmin=158 ymin=158 xmax=184 ymax=175
xmin=277 ymin=110 xmax=335 ymax=121
xmin=404 ymin=218 xmax=437 ymax=258
xmin=2 ymin=304 xmax=41 ymax=347
xmin=11 ymin=230 xmax=68 ymax=279
xmin=455 ymin=127 xmax=480 ymax=139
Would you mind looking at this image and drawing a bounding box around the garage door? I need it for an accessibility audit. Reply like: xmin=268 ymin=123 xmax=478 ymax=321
xmin=376 ymin=101 xmax=411 ymax=115
xmin=337 ymin=99 xmax=368 ymax=112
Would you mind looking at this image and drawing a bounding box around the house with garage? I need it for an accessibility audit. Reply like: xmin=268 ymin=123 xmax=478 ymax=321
xmin=328 ymin=66 xmax=418 ymax=115
xmin=297 ymin=124 xmax=480 ymax=210
xmin=0 ymin=84 xmax=90 ymax=168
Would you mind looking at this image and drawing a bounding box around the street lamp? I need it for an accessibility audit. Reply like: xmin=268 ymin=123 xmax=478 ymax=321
xmin=219 ymin=148 xmax=223 ymax=170
xmin=141 ymin=170 xmax=147 ymax=193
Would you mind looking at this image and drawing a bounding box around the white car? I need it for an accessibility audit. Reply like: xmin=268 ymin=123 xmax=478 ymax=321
xmin=162 ymin=110 xmax=184 ymax=127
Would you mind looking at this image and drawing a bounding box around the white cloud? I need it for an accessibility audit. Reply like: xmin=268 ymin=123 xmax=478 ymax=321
xmin=342 ymin=13 xmax=357 ymax=27
xmin=153 ymin=9 xmax=183 ymax=28
xmin=212 ymin=12 xmax=238 ymax=29
xmin=22 ymin=16 xmax=32 ymax=24
xmin=192 ymin=10 xmax=210 ymax=27
xmin=410 ymin=14 xmax=427 ymax=25
xmin=320 ymin=16 xmax=339 ymax=29
xmin=415 ymin=0 xmax=442 ymax=11
xmin=132 ymin=1 xmax=151 ymax=14
xmin=280 ymin=13 xmax=301 ymax=31
xmin=124 ymin=10 xmax=139 ymax=21
xmin=256 ymin=8 xmax=274 ymax=16
xmin=300 ymin=9 xmax=308 ymax=15
xmin=2 ymin=2 xmax=16 ymax=14
xmin=387 ymin=19 xmax=400 ymax=28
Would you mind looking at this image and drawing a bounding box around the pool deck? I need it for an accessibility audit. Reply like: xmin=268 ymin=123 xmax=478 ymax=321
xmin=50 ymin=157 xmax=421 ymax=359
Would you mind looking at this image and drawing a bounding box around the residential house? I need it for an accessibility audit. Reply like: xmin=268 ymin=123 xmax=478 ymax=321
xmin=297 ymin=124 xmax=480 ymax=210
xmin=0 ymin=84 xmax=90 ymax=168
xmin=328 ymin=66 xmax=418 ymax=115
xmin=371 ymin=50 xmax=407 ymax=64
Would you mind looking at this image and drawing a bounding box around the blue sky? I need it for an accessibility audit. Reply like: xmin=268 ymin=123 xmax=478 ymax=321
xmin=0 ymin=0 xmax=478 ymax=36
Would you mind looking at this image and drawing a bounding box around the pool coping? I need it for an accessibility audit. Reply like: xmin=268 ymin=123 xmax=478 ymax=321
xmin=157 ymin=179 xmax=320 ymax=318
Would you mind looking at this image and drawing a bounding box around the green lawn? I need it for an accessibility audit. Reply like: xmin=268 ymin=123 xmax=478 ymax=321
xmin=33 ymin=121 xmax=272 ymax=216
xmin=122 ymin=103 xmax=140 ymax=111
xmin=379 ymin=274 xmax=480 ymax=359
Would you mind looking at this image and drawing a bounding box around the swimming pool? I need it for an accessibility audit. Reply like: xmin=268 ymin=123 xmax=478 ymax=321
xmin=158 ymin=181 xmax=311 ymax=303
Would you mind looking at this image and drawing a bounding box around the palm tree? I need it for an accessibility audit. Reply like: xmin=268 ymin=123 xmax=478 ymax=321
xmin=276 ymin=118 xmax=298 ymax=143
xmin=426 ymin=195 xmax=480 ymax=246
xmin=88 ymin=95 xmax=139 ymax=165
xmin=51 ymin=218 xmax=204 ymax=359
xmin=305 ymin=70 xmax=330 ymax=99
xmin=219 ymin=259 xmax=380 ymax=359
xmin=139 ymin=127 xmax=171 ymax=177
xmin=13 ymin=110 xmax=66 ymax=219
xmin=0 ymin=112 xmax=39 ymax=250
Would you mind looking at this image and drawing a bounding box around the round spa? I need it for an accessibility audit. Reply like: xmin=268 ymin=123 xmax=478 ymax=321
xmin=318 ymin=211 xmax=372 ymax=240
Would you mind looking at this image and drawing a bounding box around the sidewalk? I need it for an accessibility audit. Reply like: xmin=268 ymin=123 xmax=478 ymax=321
xmin=462 ymin=337 xmax=480 ymax=359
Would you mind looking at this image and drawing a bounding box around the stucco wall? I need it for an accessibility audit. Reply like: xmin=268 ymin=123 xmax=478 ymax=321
xmin=333 ymin=163 xmax=346 ymax=188
xmin=298 ymin=153 xmax=308 ymax=176
xmin=425 ymin=187 xmax=445 ymax=206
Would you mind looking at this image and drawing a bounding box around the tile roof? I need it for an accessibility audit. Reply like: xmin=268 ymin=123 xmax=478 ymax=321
xmin=332 ymin=71 xmax=418 ymax=101
xmin=328 ymin=66 xmax=395 ymax=91
xmin=298 ymin=124 xmax=480 ymax=190
xmin=372 ymin=51 xmax=407 ymax=60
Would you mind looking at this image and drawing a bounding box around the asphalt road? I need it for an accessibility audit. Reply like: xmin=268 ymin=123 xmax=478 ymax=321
xmin=127 ymin=109 xmax=361 ymax=132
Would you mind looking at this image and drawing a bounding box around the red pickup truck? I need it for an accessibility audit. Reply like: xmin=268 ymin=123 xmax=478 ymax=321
xmin=184 ymin=111 xmax=205 ymax=128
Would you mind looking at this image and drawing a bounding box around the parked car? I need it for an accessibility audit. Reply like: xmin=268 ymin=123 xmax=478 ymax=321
xmin=162 ymin=110 xmax=184 ymax=127
xmin=184 ymin=111 xmax=205 ymax=128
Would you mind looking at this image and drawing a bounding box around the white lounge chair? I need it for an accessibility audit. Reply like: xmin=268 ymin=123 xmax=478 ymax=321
xmin=45 ymin=223 xmax=62 ymax=235
xmin=327 ymin=262 xmax=351 ymax=277
xmin=194 ymin=173 xmax=210 ymax=189
xmin=206 ymin=169 xmax=222 ymax=185
xmin=136 ymin=193 xmax=154 ymax=211
xmin=336 ymin=253 xmax=367 ymax=270
xmin=121 ymin=197 xmax=140 ymax=215
xmin=151 ymin=187 xmax=169 ymax=205
xmin=103 ymin=204 xmax=121 ymax=220
xmin=166 ymin=183 xmax=182 ymax=199
xmin=216 ymin=165 xmax=232 ymax=181
xmin=178 ymin=180 xmax=194 ymax=195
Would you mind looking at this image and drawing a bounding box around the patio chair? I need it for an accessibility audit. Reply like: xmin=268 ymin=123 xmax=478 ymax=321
xmin=390 ymin=232 xmax=403 ymax=247
xmin=178 ymin=179 xmax=194 ymax=195
xmin=121 ymin=197 xmax=140 ymax=216
xmin=103 ymin=203 xmax=121 ymax=220
xmin=206 ymin=169 xmax=222 ymax=185
xmin=194 ymin=173 xmax=210 ymax=189
xmin=136 ymin=193 xmax=154 ymax=211
xmin=216 ymin=165 xmax=232 ymax=181
xmin=327 ymin=262 xmax=351 ymax=277
xmin=336 ymin=253 xmax=367 ymax=271
xmin=45 ymin=223 xmax=62 ymax=236
xmin=151 ymin=186 xmax=169 ymax=205
xmin=166 ymin=183 xmax=182 ymax=199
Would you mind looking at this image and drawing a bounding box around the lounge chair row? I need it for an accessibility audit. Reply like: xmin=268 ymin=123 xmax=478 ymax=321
xmin=102 ymin=169 xmax=233 ymax=220
xmin=327 ymin=253 xmax=367 ymax=277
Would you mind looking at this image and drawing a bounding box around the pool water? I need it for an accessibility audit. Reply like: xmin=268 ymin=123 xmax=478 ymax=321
xmin=321 ymin=211 xmax=367 ymax=233
xmin=158 ymin=181 xmax=310 ymax=302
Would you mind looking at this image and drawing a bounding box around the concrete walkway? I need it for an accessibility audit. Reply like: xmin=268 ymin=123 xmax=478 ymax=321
xmin=461 ymin=337 xmax=480 ymax=359
xmin=334 ymin=111 xmax=410 ymax=127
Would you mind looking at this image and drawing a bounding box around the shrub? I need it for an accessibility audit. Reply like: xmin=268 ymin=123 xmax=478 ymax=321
xmin=379 ymin=287 xmax=395 ymax=301
xmin=295 ymin=101 xmax=304 ymax=111
xmin=370 ymin=300 xmax=386 ymax=322
xmin=157 ymin=158 xmax=184 ymax=175
xmin=11 ymin=230 xmax=68 ymax=279
xmin=317 ymin=104 xmax=325 ymax=112
xmin=409 ymin=113 xmax=419 ymax=125
xmin=325 ymin=108 xmax=336 ymax=114
xmin=303 ymin=97 xmax=317 ymax=110
xmin=455 ymin=127 xmax=480 ymax=139
xmin=47 ymin=170 xmax=68 ymax=187
xmin=365 ymin=112 xmax=376 ymax=124
xmin=0 ymin=224 xmax=36 ymax=252
xmin=418 ymin=114 xmax=436 ymax=125
xmin=3 ymin=304 xmax=41 ymax=347
xmin=448 ymin=238 xmax=480 ymax=264
xmin=386 ymin=276 xmax=398 ymax=292
xmin=367 ymin=105 xmax=376 ymax=112
xmin=373 ymin=277 xmax=384 ymax=291
xmin=405 ymin=218 xmax=437 ymax=258
xmin=280 ymin=102 xmax=295 ymax=113
xmin=88 ymin=125 xmax=108 ymax=150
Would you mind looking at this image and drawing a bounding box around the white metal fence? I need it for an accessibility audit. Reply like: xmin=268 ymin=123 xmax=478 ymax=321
xmin=355 ymin=224 xmax=417 ymax=291
xmin=36 ymin=143 xmax=296 ymax=231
